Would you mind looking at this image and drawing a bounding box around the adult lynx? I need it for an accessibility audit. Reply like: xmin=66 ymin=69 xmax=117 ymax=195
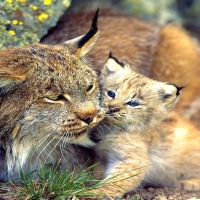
xmin=0 ymin=10 xmax=104 ymax=182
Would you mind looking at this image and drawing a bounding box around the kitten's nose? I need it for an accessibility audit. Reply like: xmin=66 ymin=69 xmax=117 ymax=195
xmin=108 ymin=106 xmax=120 ymax=113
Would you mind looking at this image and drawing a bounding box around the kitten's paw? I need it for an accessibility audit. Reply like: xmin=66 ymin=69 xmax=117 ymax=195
xmin=177 ymin=179 xmax=200 ymax=191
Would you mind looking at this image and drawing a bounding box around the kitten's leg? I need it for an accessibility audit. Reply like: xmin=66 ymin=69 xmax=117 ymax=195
xmin=93 ymin=133 xmax=150 ymax=197
xmin=177 ymin=179 xmax=200 ymax=191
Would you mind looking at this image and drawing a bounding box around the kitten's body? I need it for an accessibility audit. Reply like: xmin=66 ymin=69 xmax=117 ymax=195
xmin=42 ymin=6 xmax=200 ymax=130
xmin=90 ymin=55 xmax=184 ymax=197
xmin=146 ymin=112 xmax=200 ymax=191
xmin=0 ymin=11 xmax=104 ymax=182
xmin=94 ymin=114 xmax=200 ymax=196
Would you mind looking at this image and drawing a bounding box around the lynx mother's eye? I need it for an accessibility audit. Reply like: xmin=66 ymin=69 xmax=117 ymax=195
xmin=107 ymin=90 xmax=116 ymax=99
xmin=126 ymin=100 xmax=140 ymax=107
xmin=46 ymin=95 xmax=64 ymax=101
xmin=86 ymin=84 xmax=94 ymax=92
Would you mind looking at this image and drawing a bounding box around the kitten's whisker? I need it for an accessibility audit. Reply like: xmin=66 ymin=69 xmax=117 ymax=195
xmin=105 ymin=122 xmax=128 ymax=135
xmin=103 ymin=124 xmax=114 ymax=135
xmin=96 ymin=126 xmax=105 ymax=137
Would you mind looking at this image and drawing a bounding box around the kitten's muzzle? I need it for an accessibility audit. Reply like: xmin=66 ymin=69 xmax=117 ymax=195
xmin=106 ymin=106 xmax=120 ymax=114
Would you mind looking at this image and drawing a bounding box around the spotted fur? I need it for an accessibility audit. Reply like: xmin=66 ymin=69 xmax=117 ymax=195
xmin=0 ymin=11 xmax=104 ymax=182
xmin=90 ymin=55 xmax=182 ymax=197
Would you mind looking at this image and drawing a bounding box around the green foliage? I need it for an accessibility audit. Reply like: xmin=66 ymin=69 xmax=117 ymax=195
xmin=12 ymin=164 xmax=101 ymax=199
xmin=122 ymin=0 xmax=182 ymax=24
xmin=0 ymin=0 xmax=71 ymax=50
xmin=0 ymin=162 xmax=143 ymax=199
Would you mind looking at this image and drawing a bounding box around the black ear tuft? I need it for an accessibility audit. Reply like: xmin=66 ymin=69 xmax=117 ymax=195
xmin=176 ymin=85 xmax=186 ymax=96
xmin=91 ymin=8 xmax=99 ymax=33
xmin=77 ymin=9 xmax=99 ymax=49
xmin=108 ymin=50 xmax=113 ymax=59
xmin=108 ymin=50 xmax=125 ymax=67
xmin=167 ymin=83 xmax=186 ymax=96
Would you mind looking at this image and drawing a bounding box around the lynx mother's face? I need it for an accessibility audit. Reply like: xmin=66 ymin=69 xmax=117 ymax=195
xmin=0 ymin=11 xmax=104 ymax=147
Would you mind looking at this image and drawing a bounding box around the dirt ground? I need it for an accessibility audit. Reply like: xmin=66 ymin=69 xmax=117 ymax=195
xmin=1 ymin=184 xmax=200 ymax=200
xmin=130 ymin=187 xmax=200 ymax=200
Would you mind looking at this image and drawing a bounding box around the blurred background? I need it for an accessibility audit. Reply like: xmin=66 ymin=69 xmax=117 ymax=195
xmin=1 ymin=0 xmax=200 ymax=50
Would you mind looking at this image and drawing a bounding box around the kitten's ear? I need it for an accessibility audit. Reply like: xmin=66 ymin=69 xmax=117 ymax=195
xmin=102 ymin=51 xmax=127 ymax=76
xmin=63 ymin=9 xmax=99 ymax=57
xmin=158 ymin=83 xmax=184 ymax=108
xmin=0 ymin=68 xmax=26 ymax=91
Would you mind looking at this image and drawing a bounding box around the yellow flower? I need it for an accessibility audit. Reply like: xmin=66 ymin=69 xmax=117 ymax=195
xmin=9 ymin=30 xmax=16 ymax=36
xmin=19 ymin=21 xmax=24 ymax=25
xmin=6 ymin=0 xmax=12 ymax=3
xmin=12 ymin=20 xmax=18 ymax=25
xmin=38 ymin=13 xmax=49 ymax=22
xmin=16 ymin=0 xmax=26 ymax=2
xmin=31 ymin=5 xmax=38 ymax=10
xmin=43 ymin=0 xmax=52 ymax=6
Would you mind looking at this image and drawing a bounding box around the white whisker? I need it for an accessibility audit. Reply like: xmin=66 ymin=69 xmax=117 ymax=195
xmin=35 ymin=134 xmax=57 ymax=163
xmin=60 ymin=135 xmax=69 ymax=162
xmin=30 ymin=132 xmax=53 ymax=158
xmin=96 ymin=126 xmax=105 ymax=137
xmin=105 ymin=122 xmax=127 ymax=134
xmin=103 ymin=124 xmax=114 ymax=135
xmin=43 ymin=134 xmax=64 ymax=164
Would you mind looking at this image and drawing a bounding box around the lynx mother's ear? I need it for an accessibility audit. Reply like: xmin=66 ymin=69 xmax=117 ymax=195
xmin=64 ymin=9 xmax=100 ymax=57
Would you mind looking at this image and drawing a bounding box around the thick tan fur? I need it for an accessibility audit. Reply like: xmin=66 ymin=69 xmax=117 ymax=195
xmin=145 ymin=112 xmax=200 ymax=191
xmin=0 ymin=12 xmax=105 ymax=182
xmin=42 ymin=8 xmax=200 ymax=130
xmin=40 ymin=5 xmax=200 ymax=197
xmin=90 ymin=56 xmax=182 ymax=197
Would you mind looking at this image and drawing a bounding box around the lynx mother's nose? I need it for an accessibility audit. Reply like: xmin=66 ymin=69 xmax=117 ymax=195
xmin=79 ymin=111 xmax=98 ymax=124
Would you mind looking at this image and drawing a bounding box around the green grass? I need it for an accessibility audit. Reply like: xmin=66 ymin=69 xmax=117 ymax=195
xmin=0 ymin=164 xmax=144 ymax=200
xmin=10 ymin=164 xmax=103 ymax=200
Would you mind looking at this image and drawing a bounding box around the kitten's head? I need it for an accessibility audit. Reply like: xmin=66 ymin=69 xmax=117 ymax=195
xmin=0 ymin=10 xmax=104 ymax=146
xmin=100 ymin=52 xmax=183 ymax=132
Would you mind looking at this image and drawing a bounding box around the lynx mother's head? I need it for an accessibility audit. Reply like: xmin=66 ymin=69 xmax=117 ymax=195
xmin=0 ymin=10 xmax=104 ymax=147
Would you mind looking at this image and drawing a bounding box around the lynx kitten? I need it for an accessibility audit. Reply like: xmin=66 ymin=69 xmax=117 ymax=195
xmin=91 ymin=53 xmax=184 ymax=197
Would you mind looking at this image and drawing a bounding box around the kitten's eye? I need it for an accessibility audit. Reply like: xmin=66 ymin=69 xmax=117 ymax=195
xmin=86 ymin=84 xmax=95 ymax=94
xmin=46 ymin=95 xmax=64 ymax=101
xmin=126 ymin=100 xmax=139 ymax=107
xmin=107 ymin=90 xmax=116 ymax=98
